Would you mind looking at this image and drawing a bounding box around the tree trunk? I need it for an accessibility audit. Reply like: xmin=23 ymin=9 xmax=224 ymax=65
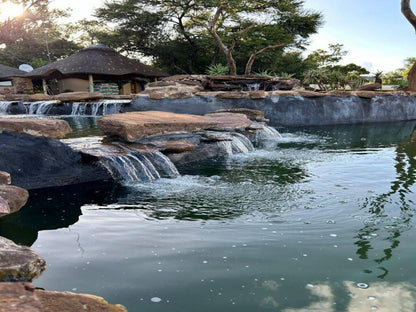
xmin=402 ymin=0 xmax=416 ymax=32
xmin=244 ymin=44 xmax=285 ymax=75
xmin=407 ymin=61 xmax=416 ymax=91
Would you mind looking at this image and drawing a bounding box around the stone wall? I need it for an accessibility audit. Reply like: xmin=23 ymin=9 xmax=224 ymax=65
xmin=127 ymin=93 xmax=416 ymax=126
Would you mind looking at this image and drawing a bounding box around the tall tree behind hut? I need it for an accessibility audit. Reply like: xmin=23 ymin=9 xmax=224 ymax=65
xmin=94 ymin=0 xmax=322 ymax=75
xmin=0 ymin=0 xmax=79 ymax=67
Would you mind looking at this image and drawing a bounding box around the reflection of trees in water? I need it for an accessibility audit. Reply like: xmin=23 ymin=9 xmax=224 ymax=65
xmin=355 ymin=131 xmax=416 ymax=279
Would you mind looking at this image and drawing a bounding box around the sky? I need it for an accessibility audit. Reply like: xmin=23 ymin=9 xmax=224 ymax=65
xmin=49 ymin=0 xmax=416 ymax=73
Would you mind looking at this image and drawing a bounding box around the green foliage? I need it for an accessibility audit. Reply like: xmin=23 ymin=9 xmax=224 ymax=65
xmin=254 ymin=69 xmax=276 ymax=78
xmin=303 ymin=68 xmax=365 ymax=91
xmin=0 ymin=0 xmax=79 ymax=67
xmin=206 ymin=64 xmax=229 ymax=75
xmin=307 ymin=44 xmax=348 ymax=67
xmin=29 ymin=58 xmax=50 ymax=69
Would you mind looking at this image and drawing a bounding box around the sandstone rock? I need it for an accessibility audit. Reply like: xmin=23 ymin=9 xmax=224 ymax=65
xmin=0 ymin=197 xmax=10 ymax=215
xmin=0 ymin=117 xmax=72 ymax=138
xmin=0 ymin=171 xmax=11 ymax=185
xmin=167 ymin=91 xmax=193 ymax=99
xmin=357 ymin=82 xmax=382 ymax=91
xmin=145 ymin=80 xmax=204 ymax=94
xmin=0 ymin=283 xmax=127 ymax=312
xmin=249 ymin=90 xmax=269 ymax=99
xmin=29 ymin=94 xmax=53 ymax=101
xmin=53 ymin=91 xmax=104 ymax=102
xmin=354 ymin=91 xmax=378 ymax=99
xmin=271 ymin=90 xmax=298 ymax=97
xmin=0 ymin=237 xmax=46 ymax=281
xmin=326 ymin=90 xmax=353 ymax=97
xmin=148 ymin=91 xmax=166 ymax=99
xmin=204 ymin=112 xmax=252 ymax=131
xmin=150 ymin=140 xmax=195 ymax=153
xmin=270 ymin=77 xmax=301 ymax=90
xmin=0 ymin=185 xmax=29 ymax=214
xmin=209 ymin=108 xmax=265 ymax=122
xmin=216 ymin=91 xmax=250 ymax=99
xmin=4 ymin=94 xmax=31 ymax=101
xmin=99 ymin=111 xmax=219 ymax=142
xmin=298 ymin=90 xmax=326 ymax=98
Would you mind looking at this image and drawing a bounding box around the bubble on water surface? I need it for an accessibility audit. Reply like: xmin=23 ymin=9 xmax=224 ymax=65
xmin=151 ymin=297 xmax=162 ymax=303
xmin=356 ymin=283 xmax=369 ymax=289
xmin=330 ymin=234 xmax=337 ymax=237
xmin=368 ymin=296 xmax=376 ymax=301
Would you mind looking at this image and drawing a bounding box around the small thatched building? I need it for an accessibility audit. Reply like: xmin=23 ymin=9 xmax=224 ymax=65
xmin=25 ymin=44 xmax=168 ymax=95
xmin=0 ymin=64 xmax=33 ymax=94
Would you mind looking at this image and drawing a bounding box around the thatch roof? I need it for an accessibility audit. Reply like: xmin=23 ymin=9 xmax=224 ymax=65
xmin=0 ymin=64 xmax=26 ymax=79
xmin=25 ymin=44 xmax=168 ymax=79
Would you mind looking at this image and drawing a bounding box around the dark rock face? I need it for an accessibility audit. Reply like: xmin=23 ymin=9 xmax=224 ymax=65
xmin=0 ymin=236 xmax=46 ymax=281
xmin=0 ymin=132 xmax=111 ymax=190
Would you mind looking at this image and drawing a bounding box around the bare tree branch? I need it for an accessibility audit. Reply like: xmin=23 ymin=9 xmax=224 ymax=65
xmin=402 ymin=0 xmax=416 ymax=32
xmin=245 ymin=44 xmax=285 ymax=75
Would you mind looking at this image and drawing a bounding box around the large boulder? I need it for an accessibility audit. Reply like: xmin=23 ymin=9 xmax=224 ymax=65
xmin=0 ymin=185 xmax=28 ymax=214
xmin=0 ymin=132 xmax=111 ymax=190
xmin=98 ymin=111 xmax=219 ymax=142
xmin=0 ymin=283 xmax=127 ymax=312
xmin=53 ymin=91 xmax=104 ymax=102
xmin=0 ymin=237 xmax=46 ymax=281
xmin=0 ymin=117 xmax=72 ymax=139
xmin=204 ymin=112 xmax=252 ymax=131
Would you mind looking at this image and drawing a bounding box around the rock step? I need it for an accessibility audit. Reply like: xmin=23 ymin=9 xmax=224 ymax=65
xmin=0 ymin=117 xmax=72 ymax=139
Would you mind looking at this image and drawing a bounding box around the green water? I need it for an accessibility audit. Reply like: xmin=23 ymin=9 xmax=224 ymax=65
xmin=2 ymin=121 xmax=416 ymax=311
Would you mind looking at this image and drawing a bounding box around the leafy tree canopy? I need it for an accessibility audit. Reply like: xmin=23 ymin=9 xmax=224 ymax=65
xmin=94 ymin=0 xmax=322 ymax=75
xmin=0 ymin=0 xmax=80 ymax=67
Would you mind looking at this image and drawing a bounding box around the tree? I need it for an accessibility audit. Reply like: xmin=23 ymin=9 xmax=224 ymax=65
xmin=95 ymin=0 xmax=322 ymax=75
xmin=401 ymin=0 xmax=416 ymax=90
xmin=0 ymin=0 xmax=79 ymax=67
xmin=306 ymin=44 xmax=348 ymax=68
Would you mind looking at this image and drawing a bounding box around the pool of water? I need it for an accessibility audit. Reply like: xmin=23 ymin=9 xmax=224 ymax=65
xmin=2 ymin=121 xmax=416 ymax=311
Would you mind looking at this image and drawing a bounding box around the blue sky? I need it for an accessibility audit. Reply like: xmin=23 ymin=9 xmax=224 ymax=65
xmin=52 ymin=0 xmax=416 ymax=73
xmin=304 ymin=0 xmax=416 ymax=72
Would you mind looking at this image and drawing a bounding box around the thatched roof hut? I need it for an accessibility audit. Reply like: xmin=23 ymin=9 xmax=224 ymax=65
xmin=26 ymin=44 xmax=168 ymax=94
xmin=0 ymin=64 xmax=25 ymax=79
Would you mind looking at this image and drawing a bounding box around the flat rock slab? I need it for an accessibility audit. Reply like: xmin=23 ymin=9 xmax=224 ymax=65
xmin=0 ymin=185 xmax=28 ymax=214
xmin=0 ymin=237 xmax=46 ymax=281
xmin=204 ymin=112 xmax=252 ymax=131
xmin=99 ymin=111 xmax=218 ymax=142
xmin=0 ymin=118 xmax=72 ymax=139
xmin=0 ymin=283 xmax=127 ymax=312
xmin=209 ymin=108 xmax=265 ymax=122
xmin=53 ymin=91 xmax=104 ymax=102
xmin=0 ymin=171 xmax=11 ymax=185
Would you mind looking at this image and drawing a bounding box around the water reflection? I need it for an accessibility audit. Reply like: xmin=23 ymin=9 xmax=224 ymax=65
xmin=356 ymin=127 xmax=416 ymax=279
xmin=0 ymin=181 xmax=114 ymax=245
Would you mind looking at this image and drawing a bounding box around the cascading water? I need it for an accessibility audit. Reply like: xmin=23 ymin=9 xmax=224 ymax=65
xmin=26 ymin=100 xmax=59 ymax=115
xmin=147 ymin=150 xmax=180 ymax=178
xmin=252 ymin=123 xmax=282 ymax=148
xmin=71 ymin=100 xmax=130 ymax=116
xmin=0 ymin=101 xmax=13 ymax=114
xmin=217 ymin=132 xmax=255 ymax=156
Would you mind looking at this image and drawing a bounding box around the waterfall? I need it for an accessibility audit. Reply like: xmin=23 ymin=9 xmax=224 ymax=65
xmin=26 ymin=100 xmax=59 ymax=115
xmin=147 ymin=150 xmax=180 ymax=178
xmin=0 ymin=101 xmax=13 ymax=114
xmin=252 ymin=123 xmax=282 ymax=148
xmin=246 ymin=83 xmax=260 ymax=91
xmin=217 ymin=133 xmax=254 ymax=156
xmin=101 ymin=153 xmax=161 ymax=184
xmin=71 ymin=100 xmax=129 ymax=116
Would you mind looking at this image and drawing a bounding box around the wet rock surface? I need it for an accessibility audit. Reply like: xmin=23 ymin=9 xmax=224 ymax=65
xmin=209 ymin=108 xmax=265 ymax=122
xmin=0 ymin=185 xmax=28 ymax=214
xmin=0 ymin=197 xmax=9 ymax=215
xmin=0 ymin=282 xmax=127 ymax=312
xmin=0 ymin=237 xmax=46 ymax=281
xmin=204 ymin=112 xmax=252 ymax=130
xmin=0 ymin=117 xmax=72 ymax=138
xmin=0 ymin=132 xmax=110 ymax=189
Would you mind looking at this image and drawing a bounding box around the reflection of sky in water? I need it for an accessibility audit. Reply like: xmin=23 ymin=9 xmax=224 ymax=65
xmin=2 ymin=121 xmax=416 ymax=312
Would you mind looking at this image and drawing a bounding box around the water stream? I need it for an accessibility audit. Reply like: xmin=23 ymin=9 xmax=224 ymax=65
xmin=2 ymin=121 xmax=416 ymax=312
